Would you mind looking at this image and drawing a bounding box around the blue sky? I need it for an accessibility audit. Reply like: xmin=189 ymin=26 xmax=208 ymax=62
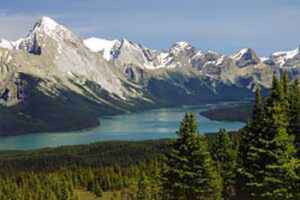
xmin=0 ymin=0 xmax=300 ymax=56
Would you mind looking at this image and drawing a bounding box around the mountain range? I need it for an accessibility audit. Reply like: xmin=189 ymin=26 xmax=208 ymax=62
xmin=0 ymin=17 xmax=299 ymax=135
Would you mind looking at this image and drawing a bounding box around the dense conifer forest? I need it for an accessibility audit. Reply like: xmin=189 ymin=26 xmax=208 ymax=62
xmin=0 ymin=72 xmax=299 ymax=200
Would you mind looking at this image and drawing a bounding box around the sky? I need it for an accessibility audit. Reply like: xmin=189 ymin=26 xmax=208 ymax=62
xmin=0 ymin=0 xmax=300 ymax=56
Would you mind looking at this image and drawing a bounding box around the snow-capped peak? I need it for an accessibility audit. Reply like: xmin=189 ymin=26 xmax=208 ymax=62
xmin=84 ymin=37 xmax=120 ymax=61
xmin=271 ymin=47 xmax=300 ymax=67
xmin=39 ymin=17 xmax=59 ymax=30
xmin=174 ymin=41 xmax=190 ymax=48
xmin=0 ymin=39 xmax=13 ymax=49
xmin=32 ymin=16 xmax=61 ymax=33
xmin=272 ymin=47 xmax=299 ymax=59
xmin=29 ymin=16 xmax=70 ymax=41
xmin=230 ymin=48 xmax=251 ymax=60
xmin=170 ymin=41 xmax=192 ymax=54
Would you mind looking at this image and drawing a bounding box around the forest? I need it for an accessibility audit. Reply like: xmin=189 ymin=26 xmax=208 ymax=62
xmin=0 ymin=71 xmax=299 ymax=200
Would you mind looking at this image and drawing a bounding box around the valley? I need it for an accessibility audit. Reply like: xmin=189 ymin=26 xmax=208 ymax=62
xmin=0 ymin=17 xmax=299 ymax=136
xmin=0 ymin=101 xmax=245 ymax=150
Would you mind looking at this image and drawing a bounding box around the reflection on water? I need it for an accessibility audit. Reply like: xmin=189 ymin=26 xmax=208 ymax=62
xmin=0 ymin=102 xmax=246 ymax=150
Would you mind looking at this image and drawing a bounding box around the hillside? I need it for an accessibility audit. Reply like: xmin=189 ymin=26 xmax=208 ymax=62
xmin=0 ymin=17 xmax=299 ymax=135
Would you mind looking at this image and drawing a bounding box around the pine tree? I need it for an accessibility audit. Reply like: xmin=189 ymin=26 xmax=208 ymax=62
xmin=60 ymin=180 xmax=71 ymax=200
xmin=282 ymin=70 xmax=290 ymax=96
xmin=239 ymin=84 xmax=267 ymax=198
xmin=243 ymin=76 xmax=297 ymax=200
xmin=289 ymin=79 xmax=300 ymax=156
xmin=260 ymin=75 xmax=299 ymax=199
xmin=264 ymin=73 xmax=289 ymax=136
xmin=212 ymin=128 xmax=238 ymax=200
xmin=94 ymin=182 xmax=103 ymax=197
xmin=161 ymin=113 xmax=222 ymax=200
xmin=150 ymin=159 xmax=162 ymax=200
xmin=136 ymin=173 xmax=151 ymax=200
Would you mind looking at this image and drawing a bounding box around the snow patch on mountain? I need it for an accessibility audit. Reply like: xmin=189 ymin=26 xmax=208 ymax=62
xmin=0 ymin=39 xmax=13 ymax=49
xmin=29 ymin=16 xmax=71 ymax=42
xmin=272 ymin=48 xmax=299 ymax=59
xmin=170 ymin=41 xmax=192 ymax=54
xmin=230 ymin=48 xmax=249 ymax=60
xmin=84 ymin=37 xmax=120 ymax=61
xmin=271 ymin=47 xmax=300 ymax=67
xmin=144 ymin=52 xmax=176 ymax=69
xmin=260 ymin=57 xmax=269 ymax=62
xmin=216 ymin=55 xmax=225 ymax=66
xmin=0 ymin=38 xmax=25 ymax=50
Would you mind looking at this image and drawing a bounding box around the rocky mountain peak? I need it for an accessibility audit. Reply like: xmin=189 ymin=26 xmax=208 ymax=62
xmin=28 ymin=16 xmax=73 ymax=42
xmin=230 ymin=48 xmax=259 ymax=67
xmin=170 ymin=41 xmax=193 ymax=54
xmin=271 ymin=47 xmax=300 ymax=67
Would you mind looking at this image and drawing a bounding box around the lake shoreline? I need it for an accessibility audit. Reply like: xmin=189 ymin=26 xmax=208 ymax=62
xmin=200 ymin=101 xmax=253 ymax=122
xmin=0 ymin=101 xmax=247 ymax=150
xmin=0 ymin=100 xmax=248 ymax=137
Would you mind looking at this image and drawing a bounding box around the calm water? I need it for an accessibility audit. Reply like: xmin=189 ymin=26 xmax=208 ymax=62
xmin=0 ymin=102 xmax=246 ymax=150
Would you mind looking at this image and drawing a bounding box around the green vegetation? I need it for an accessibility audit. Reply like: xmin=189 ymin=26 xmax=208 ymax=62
xmin=212 ymin=128 xmax=238 ymax=200
xmin=161 ymin=113 xmax=222 ymax=200
xmin=0 ymin=74 xmax=299 ymax=200
xmin=239 ymin=74 xmax=300 ymax=200
xmin=200 ymin=102 xmax=253 ymax=122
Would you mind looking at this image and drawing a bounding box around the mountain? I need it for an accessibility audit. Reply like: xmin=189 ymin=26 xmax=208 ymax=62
xmin=0 ymin=16 xmax=299 ymax=135
xmin=264 ymin=47 xmax=300 ymax=67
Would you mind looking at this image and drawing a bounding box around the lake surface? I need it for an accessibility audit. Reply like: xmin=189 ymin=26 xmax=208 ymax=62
xmin=0 ymin=102 xmax=246 ymax=150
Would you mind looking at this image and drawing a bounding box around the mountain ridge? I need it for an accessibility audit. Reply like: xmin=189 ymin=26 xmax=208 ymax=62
xmin=0 ymin=16 xmax=299 ymax=135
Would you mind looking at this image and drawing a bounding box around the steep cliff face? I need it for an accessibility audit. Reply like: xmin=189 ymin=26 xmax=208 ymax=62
xmin=0 ymin=16 xmax=299 ymax=135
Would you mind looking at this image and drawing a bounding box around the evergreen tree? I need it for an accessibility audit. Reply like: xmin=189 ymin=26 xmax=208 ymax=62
xmin=261 ymin=75 xmax=299 ymax=199
xmin=60 ymin=180 xmax=71 ymax=200
xmin=289 ymin=79 xmax=300 ymax=156
xmin=150 ymin=159 xmax=162 ymax=200
xmin=249 ymin=75 xmax=298 ymax=199
xmin=136 ymin=173 xmax=151 ymax=200
xmin=212 ymin=128 xmax=238 ymax=200
xmin=264 ymin=73 xmax=289 ymax=136
xmin=94 ymin=182 xmax=103 ymax=197
xmin=161 ymin=113 xmax=222 ymax=200
xmin=282 ymin=70 xmax=290 ymax=96
xmin=239 ymin=84 xmax=267 ymax=198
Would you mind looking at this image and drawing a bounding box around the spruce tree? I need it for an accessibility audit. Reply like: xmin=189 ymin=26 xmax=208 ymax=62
xmin=212 ymin=128 xmax=238 ymax=200
xmin=259 ymin=75 xmax=297 ymax=199
xmin=289 ymin=79 xmax=300 ymax=156
xmin=94 ymin=182 xmax=103 ymax=197
xmin=264 ymin=74 xmax=289 ymax=136
xmin=136 ymin=173 xmax=151 ymax=200
xmin=150 ymin=159 xmax=162 ymax=200
xmin=239 ymin=84 xmax=267 ymax=199
xmin=161 ymin=113 xmax=222 ymax=200
xmin=282 ymin=70 xmax=290 ymax=96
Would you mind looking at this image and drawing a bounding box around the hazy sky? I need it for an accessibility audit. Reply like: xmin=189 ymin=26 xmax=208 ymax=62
xmin=0 ymin=0 xmax=300 ymax=56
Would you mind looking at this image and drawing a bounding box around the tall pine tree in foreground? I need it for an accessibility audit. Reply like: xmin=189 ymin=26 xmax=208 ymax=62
xmin=239 ymin=84 xmax=267 ymax=199
xmin=262 ymin=74 xmax=298 ymax=200
xmin=240 ymin=75 xmax=299 ymax=199
xmin=289 ymin=79 xmax=300 ymax=156
xmin=212 ymin=128 xmax=238 ymax=200
xmin=161 ymin=113 xmax=222 ymax=200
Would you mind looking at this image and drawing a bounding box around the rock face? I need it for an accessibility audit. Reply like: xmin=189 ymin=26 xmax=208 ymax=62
xmin=0 ymin=16 xmax=299 ymax=135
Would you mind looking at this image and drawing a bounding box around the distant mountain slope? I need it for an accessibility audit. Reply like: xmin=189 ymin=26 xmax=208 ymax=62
xmin=0 ymin=16 xmax=299 ymax=135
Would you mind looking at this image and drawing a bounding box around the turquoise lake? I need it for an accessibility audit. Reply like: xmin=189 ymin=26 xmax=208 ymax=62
xmin=0 ymin=102 xmax=246 ymax=150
